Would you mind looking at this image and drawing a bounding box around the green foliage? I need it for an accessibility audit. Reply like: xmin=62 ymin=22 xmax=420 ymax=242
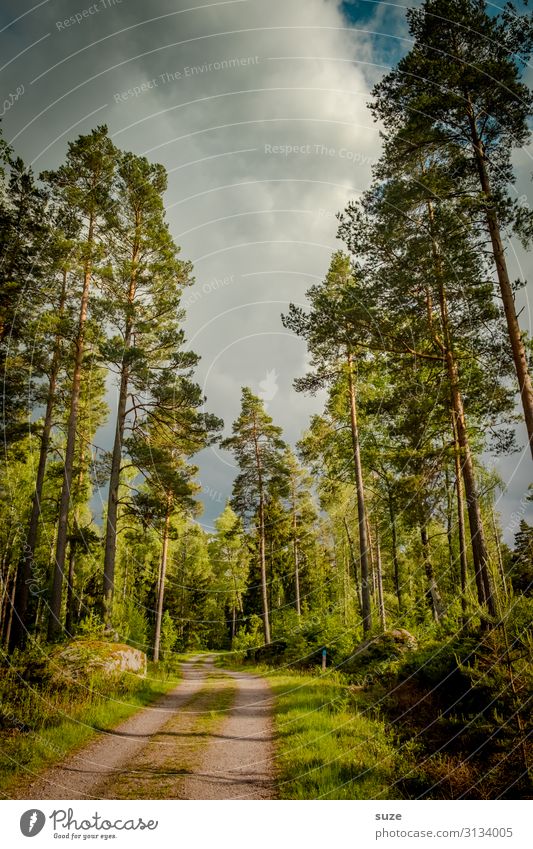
xmin=230 ymin=613 xmax=264 ymax=657
xmin=77 ymin=611 xmax=106 ymax=639
xmin=158 ymin=611 xmax=178 ymax=660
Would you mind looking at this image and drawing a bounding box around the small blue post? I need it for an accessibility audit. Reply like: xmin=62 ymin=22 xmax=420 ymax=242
xmin=322 ymin=647 xmax=327 ymax=672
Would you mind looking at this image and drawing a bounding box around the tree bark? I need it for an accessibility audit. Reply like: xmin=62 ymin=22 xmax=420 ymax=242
xmin=291 ymin=486 xmax=301 ymax=616
xmin=491 ymin=509 xmax=508 ymax=600
xmin=252 ymin=414 xmax=271 ymax=644
xmin=428 ymin=199 xmax=497 ymax=621
xmin=451 ymin=409 xmax=469 ymax=629
xmin=153 ymin=503 xmax=171 ymax=662
xmin=441 ymin=304 xmax=496 ymax=620
xmin=366 ymin=514 xmax=377 ymax=596
xmin=343 ymin=516 xmax=362 ymax=615
xmin=49 ymin=217 xmax=94 ymax=639
xmin=347 ymin=352 xmax=372 ymax=633
xmin=65 ymin=536 xmax=76 ymax=635
xmin=258 ymin=495 xmax=271 ymax=643
xmin=386 ymin=483 xmax=402 ymax=612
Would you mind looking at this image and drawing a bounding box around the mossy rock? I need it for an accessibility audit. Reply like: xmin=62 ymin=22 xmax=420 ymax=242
xmin=51 ymin=639 xmax=147 ymax=680
xmin=345 ymin=629 xmax=418 ymax=671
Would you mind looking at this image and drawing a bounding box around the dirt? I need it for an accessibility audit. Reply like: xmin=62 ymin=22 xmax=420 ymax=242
xmin=179 ymin=668 xmax=275 ymax=799
xmin=14 ymin=656 xmax=275 ymax=800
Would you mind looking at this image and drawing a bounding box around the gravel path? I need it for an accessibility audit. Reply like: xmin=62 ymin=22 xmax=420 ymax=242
xmin=14 ymin=656 xmax=210 ymax=800
xmin=13 ymin=658 xmax=275 ymax=800
xmin=179 ymin=669 xmax=275 ymax=800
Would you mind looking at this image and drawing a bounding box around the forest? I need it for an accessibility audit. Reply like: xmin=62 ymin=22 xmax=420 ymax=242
xmin=0 ymin=0 xmax=532 ymax=801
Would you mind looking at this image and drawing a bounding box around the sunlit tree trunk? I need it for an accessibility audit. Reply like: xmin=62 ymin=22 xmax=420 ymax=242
xmin=347 ymin=352 xmax=372 ymax=633
xmin=153 ymin=501 xmax=171 ymax=662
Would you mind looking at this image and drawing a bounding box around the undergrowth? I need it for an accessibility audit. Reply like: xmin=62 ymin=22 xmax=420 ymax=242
xmin=0 ymin=643 xmax=180 ymax=797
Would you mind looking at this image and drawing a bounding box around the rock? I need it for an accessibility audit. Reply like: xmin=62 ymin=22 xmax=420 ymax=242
xmin=52 ymin=639 xmax=147 ymax=680
xmin=344 ymin=629 xmax=418 ymax=671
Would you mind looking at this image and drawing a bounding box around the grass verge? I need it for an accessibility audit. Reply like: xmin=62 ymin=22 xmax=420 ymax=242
xmin=224 ymin=660 xmax=409 ymax=799
xmin=0 ymin=660 xmax=180 ymax=798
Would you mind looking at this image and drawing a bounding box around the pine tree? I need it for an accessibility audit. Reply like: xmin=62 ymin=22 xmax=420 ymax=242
xmin=9 ymin=219 xmax=80 ymax=648
xmin=127 ymin=370 xmax=221 ymax=660
xmin=284 ymin=449 xmax=317 ymax=616
xmin=100 ymin=150 xmax=192 ymax=622
xmin=221 ymin=388 xmax=287 ymax=644
xmin=284 ymin=253 xmax=374 ymax=632
xmin=42 ymin=126 xmax=117 ymax=638
xmin=338 ymin=154 xmax=516 ymax=622
xmin=511 ymin=520 xmax=533 ymax=596
xmin=371 ymin=0 xmax=533 ymax=456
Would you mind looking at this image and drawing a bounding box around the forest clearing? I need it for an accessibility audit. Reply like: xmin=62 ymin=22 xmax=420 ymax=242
xmin=0 ymin=0 xmax=532 ymax=803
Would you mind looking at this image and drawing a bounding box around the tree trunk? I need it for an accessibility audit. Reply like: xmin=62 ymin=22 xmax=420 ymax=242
xmin=428 ymin=199 xmax=496 ymax=621
xmin=103 ymin=231 xmax=139 ymax=623
xmin=468 ymin=115 xmax=533 ymax=458
xmin=258 ymin=496 xmax=271 ymax=644
xmin=420 ymin=522 xmax=443 ymax=623
xmin=366 ymin=514 xmax=377 ymax=596
xmin=49 ymin=219 xmax=94 ymax=639
xmin=491 ymin=509 xmax=508 ymax=600
xmin=3 ymin=576 xmax=16 ymax=649
xmin=343 ymin=516 xmax=362 ymax=615
xmin=153 ymin=504 xmax=171 ymax=662
xmin=65 ymin=536 xmax=76 ymax=635
xmin=443 ymin=318 xmax=496 ymax=619
xmin=252 ymin=414 xmax=271 ymax=644
xmin=292 ymin=500 xmax=301 ymax=616
xmin=375 ymin=523 xmax=386 ymax=632
xmin=1 ymin=554 xmax=15 ymax=646
xmin=103 ymin=357 xmax=129 ymax=622
xmin=452 ymin=409 xmax=469 ymax=628
xmin=347 ymin=352 xmax=372 ymax=633
xmin=10 ymin=269 xmax=68 ymax=650
xmin=386 ymin=484 xmax=402 ymax=611
xmin=342 ymin=544 xmax=349 ymax=625
xmin=444 ymin=463 xmax=455 ymax=576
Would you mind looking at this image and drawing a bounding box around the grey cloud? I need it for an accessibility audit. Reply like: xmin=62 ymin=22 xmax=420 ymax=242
xmin=1 ymin=0 xmax=531 ymax=538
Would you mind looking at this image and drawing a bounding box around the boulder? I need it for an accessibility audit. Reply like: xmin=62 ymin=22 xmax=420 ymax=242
xmin=52 ymin=639 xmax=147 ymax=680
xmin=345 ymin=629 xmax=418 ymax=671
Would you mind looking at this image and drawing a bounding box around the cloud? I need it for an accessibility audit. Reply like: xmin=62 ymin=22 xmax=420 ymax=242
xmin=1 ymin=0 xmax=530 ymax=538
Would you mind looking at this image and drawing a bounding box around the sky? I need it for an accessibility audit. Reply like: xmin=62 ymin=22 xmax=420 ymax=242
xmin=1 ymin=0 xmax=532 ymax=542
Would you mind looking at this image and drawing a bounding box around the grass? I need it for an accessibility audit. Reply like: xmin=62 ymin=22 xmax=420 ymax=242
xmin=226 ymin=659 xmax=408 ymax=799
xmin=0 ymin=659 xmax=180 ymax=798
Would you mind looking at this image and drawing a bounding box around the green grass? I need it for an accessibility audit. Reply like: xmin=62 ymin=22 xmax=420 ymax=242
xmin=238 ymin=663 xmax=408 ymax=799
xmin=0 ymin=661 xmax=180 ymax=797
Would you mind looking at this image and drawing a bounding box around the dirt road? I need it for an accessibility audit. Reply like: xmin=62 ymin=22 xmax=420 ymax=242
xmin=14 ymin=657 xmax=275 ymax=800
